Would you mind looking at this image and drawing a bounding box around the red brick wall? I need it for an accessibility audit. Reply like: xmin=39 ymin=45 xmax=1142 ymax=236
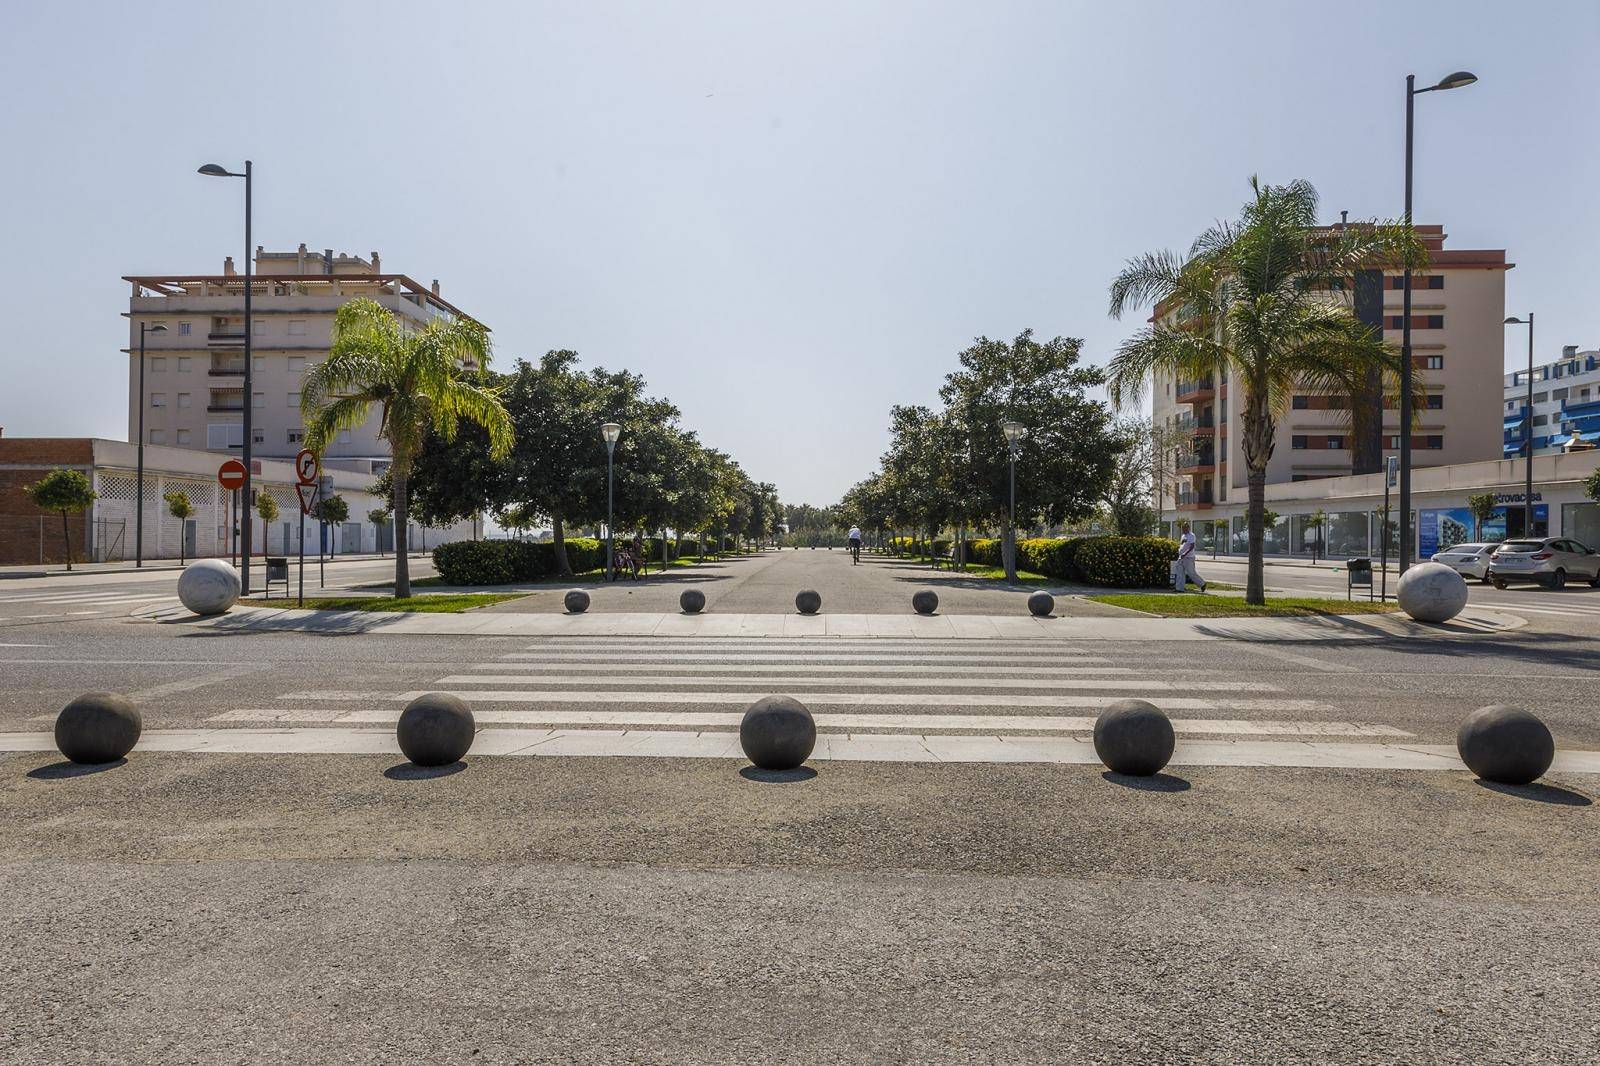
xmin=0 ymin=439 xmax=96 ymax=565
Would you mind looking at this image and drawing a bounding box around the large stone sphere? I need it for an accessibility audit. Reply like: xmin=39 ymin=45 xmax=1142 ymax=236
xmin=397 ymin=692 xmax=475 ymax=767
xmin=680 ymin=589 xmax=706 ymax=614
xmin=795 ymin=589 xmax=822 ymax=615
xmin=1396 ymin=561 xmax=1469 ymax=623
xmin=55 ymin=693 xmax=142 ymax=764
xmin=563 ymin=589 xmax=591 ymax=614
xmin=1456 ymin=704 xmax=1554 ymax=786
xmin=1027 ymin=591 xmax=1055 ymax=617
xmin=1093 ymin=698 xmax=1176 ymax=776
xmin=912 ymin=589 xmax=939 ymax=615
xmin=177 ymin=559 xmax=240 ymax=616
xmin=740 ymin=695 xmax=817 ymax=771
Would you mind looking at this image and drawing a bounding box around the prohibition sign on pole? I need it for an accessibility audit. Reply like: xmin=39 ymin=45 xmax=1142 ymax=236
xmin=295 ymin=448 xmax=320 ymax=486
xmin=217 ymin=459 xmax=248 ymax=491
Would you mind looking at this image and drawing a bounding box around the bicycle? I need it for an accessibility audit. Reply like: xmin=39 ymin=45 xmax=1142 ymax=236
xmin=850 ymin=539 xmax=861 ymax=565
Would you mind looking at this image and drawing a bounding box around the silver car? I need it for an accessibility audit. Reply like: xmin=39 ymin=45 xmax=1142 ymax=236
xmin=1487 ymin=538 xmax=1600 ymax=590
xmin=1430 ymin=542 xmax=1496 ymax=582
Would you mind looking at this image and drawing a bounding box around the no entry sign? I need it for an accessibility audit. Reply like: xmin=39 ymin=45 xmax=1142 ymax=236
xmin=217 ymin=459 xmax=248 ymax=491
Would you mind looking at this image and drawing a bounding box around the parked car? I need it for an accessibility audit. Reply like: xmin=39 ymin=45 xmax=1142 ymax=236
xmin=1487 ymin=538 xmax=1600 ymax=589
xmin=1430 ymin=542 xmax=1497 ymax=582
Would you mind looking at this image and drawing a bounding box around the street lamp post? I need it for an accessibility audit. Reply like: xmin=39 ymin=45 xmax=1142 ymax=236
xmin=134 ymin=322 xmax=167 ymax=567
xmin=601 ymin=422 xmax=621 ymax=581
xmin=1001 ymin=420 xmax=1027 ymax=581
xmin=1399 ymin=70 xmax=1476 ymax=573
xmin=1505 ymin=314 xmax=1536 ymax=536
xmin=199 ymin=160 xmax=254 ymax=591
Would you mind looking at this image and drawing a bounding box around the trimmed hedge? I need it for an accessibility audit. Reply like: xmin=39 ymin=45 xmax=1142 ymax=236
xmin=433 ymin=537 xmax=602 ymax=585
xmin=1074 ymin=536 xmax=1179 ymax=588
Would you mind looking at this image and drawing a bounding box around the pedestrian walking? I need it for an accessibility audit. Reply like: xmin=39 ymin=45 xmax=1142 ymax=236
xmin=1176 ymin=521 xmax=1206 ymax=592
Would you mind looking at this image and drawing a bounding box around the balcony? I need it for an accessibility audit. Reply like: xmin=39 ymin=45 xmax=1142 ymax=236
xmin=1176 ymin=490 xmax=1214 ymax=511
xmin=208 ymin=330 xmax=246 ymax=347
xmin=208 ymin=361 xmax=246 ymax=377
xmin=1177 ymin=450 xmax=1216 ymax=475
xmin=206 ymin=404 xmax=245 ymax=413
xmin=1175 ymin=377 xmax=1215 ymax=404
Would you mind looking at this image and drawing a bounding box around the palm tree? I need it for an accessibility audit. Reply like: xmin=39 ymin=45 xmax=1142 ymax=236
xmin=1106 ymin=177 xmax=1422 ymax=604
xmin=301 ymin=299 xmax=513 ymax=597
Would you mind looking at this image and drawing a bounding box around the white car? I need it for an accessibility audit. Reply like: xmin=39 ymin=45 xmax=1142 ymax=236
xmin=1430 ymin=542 xmax=1496 ymax=582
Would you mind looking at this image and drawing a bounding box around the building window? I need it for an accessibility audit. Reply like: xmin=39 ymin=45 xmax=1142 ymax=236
xmin=177 ymin=357 xmax=191 ymax=373
xmin=338 ymin=429 xmax=352 ymax=444
xmin=1533 ymin=415 xmax=1548 ymax=426
xmin=149 ymin=429 xmax=165 ymax=444
xmin=176 ymin=429 xmax=191 ymax=445
xmin=1292 ymin=395 xmax=1309 ymax=409
xmin=1291 ymin=435 xmax=1308 ymax=449
xmin=252 ymin=429 xmax=265 ymax=445
xmin=1425 ymin=355 xmax=1444 ymax=370
xmin=150 ymin=393 xmax=166 ymax=407
xmin=252 ymin=393 xmax=265 ymax=409
xmin=208 ymin=424 xmax=244 ymax=449
xmin=177 ymin=392 xmax=191 ymax=408
xmin=288 ymin=320 xmax=307 ymax=337
xmin=253 ymin=356 xmax=265 ymax=372
xmin=1552 ymin=388 xmax=1568 ymax=401
xmin=1425 ymin=394 xmax=1444 ymax=409
xmin=287 ymin=429 xmax=305 ymax=444
xmin=288 ymin=356 xmax=305 ymax=372
xmin=1327 ymin=435 xmax=1344 ymax=450
xmin=1533 ymin=392 xmax=1548 ymax=403
xmin=1426 ymin=435 xmax=1443 ymax=449
xmin=288 ymin=392 xmax=300 ymax=408
xmin=253 ymin=321 xmax=266 ymax=336
xmin=150 ymin=357 xmax=166 ymax=372
xmin=179 ymin=322 xmax=192 ymax=335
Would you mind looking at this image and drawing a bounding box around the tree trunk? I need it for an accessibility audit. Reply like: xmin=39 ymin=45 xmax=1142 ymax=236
xmin=393 ymin=467 xmax=411 ymax=598
xmin=552 ymin=515 xmax=571 ymax=576
xmin=1246 ymin=469 xmax=1267 ymax=606
xmin=60 ymin=510 xmax=73 ymax=572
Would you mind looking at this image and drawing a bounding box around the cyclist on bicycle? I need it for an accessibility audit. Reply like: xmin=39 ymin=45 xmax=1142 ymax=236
xmin=847 ymin=525 xmax=863 ymax=564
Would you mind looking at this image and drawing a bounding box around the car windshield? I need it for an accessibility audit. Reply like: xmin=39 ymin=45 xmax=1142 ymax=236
xmin=1449 ymin=544 xmax=1490 ymax=554
xmin=1498 ymin=541 xmax=1544 ymax=553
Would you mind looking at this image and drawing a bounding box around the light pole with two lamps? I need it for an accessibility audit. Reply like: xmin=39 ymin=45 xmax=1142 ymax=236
xmin=1001 ymin=420 xmax=1027 ymax=582
xmin=134 ymin=322 xmax=167 ymax=567
xmin=601 ymin=422 xmax=621 ymax=581
xmin=1398 ymin=70 xmax=1476 ymax=574
xmin=1505 ymin=314 xmax=1536 ymax=537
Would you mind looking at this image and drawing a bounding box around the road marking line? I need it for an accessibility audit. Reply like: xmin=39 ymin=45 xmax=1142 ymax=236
xmin=499 ymin=652 xmax=1123 ymax=664
xmin=208 ymin=707 xmax=1411 ymax=736
xmin=435 ymin=673 xmax=1279 ymax=692
xmin=280 ymin=689 xmax=1334 ymax=711
xmin=1233 ymin=644 xmax=1358 ymax=673
xmin=127 ymin=664 xmax=269 ymax=701
xmin=480 ymin=662 xmax=1138 ymax=674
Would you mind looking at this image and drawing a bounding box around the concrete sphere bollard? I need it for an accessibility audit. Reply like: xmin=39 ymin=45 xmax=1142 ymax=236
xmin=795 ymin=589 xmax=822 ymax=615
xmin=1456 ymin=704 xmax=1554 ymax=786
xmin=1027 ymin=591 xmax=1055 ymax=617
xmin=396 ymin=692 xmax=475 ymax=766
xmin=563 ymin=589 xmax=591 ymax=614
xmin=680 ymin=589 xmax=706 ymax=614
xmin=1093 ymin=698 xmax=1176 ymax=777
xmin=177 ymin=559 xmax=241 ymax=616
xmin=912 ymin=589 xmax=939 ymax=615
xmin=55 ymin=693 xmax=142 ymax=764
xmin=1396 ymin=561 xmax=1469 ymax=623
xmin=740 ymin=695 xmax=817 ymax=771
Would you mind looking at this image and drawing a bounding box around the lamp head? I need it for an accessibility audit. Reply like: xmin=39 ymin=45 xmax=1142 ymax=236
xmin=1504 ymin=317 xmax=1526 ymax=325
xmin=197 ymin=163 xmax=232 ymax=177
xmin=1001 ymin=420 xmax=1027 ymax=445
xmin=147 ymin=323 xmax=168 ymax=333
xmin=1434 ymin=71 xmax=1478 ymax=91
xmin=600 ymin=422 xmax=622 ymax=444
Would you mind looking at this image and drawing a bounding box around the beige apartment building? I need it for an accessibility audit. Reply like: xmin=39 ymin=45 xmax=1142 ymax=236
xmin=124 ymin=245 xmax=480 ymax=470
xmin=1152 ymin=224 xmax=1511 ymax=524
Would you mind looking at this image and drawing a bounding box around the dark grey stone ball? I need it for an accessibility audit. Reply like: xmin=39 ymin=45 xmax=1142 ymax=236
xmin=563 ymin=589 xmax=591 ymax=614
xmin=1027 ymin=591 xmax=1055 ymax=617
xmin=679 ymin=589 xmax=706 ymax=614
xmin=740 ymin=695 xmax=817 ymax=771
xmin=795 ymin=589 xmax=822 ymax=615
xmin=1456 ymin=704 xmax=1554 ymax=786
xmin=397 ymin=692 xmax=475 ymax=767
xmin=912 ymin=589 xmax=939 ymax=615
xmin=1093 ymin=698 xmax=1175 ymax=776
xmin=55 ymin=692 xmax=141 ymax=764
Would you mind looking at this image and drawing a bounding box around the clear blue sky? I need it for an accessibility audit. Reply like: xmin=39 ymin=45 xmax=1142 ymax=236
xmin=2 ymin=1 xmax=1596 ymax=505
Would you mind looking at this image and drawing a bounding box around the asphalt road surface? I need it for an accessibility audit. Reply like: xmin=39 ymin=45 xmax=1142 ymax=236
xmin=2 ymin=552 xmax=1597 ymax=1062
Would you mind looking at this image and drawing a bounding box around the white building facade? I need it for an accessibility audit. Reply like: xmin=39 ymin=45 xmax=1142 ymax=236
xmin=1503 ymin=345 xmax=1600 ymax=458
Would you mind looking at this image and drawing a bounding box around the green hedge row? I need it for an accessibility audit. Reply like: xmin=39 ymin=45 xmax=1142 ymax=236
xmin=1073 ymin=536 xmax=1178 ymax=588
xmin=433 ymin=537 xmax=603 ymax=585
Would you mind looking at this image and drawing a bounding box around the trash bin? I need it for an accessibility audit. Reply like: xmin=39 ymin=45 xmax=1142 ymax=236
xmin=1346 ymin=557 xmax=1373 ymax=600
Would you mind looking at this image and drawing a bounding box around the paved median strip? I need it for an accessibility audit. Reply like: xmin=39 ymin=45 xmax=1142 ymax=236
xmin=280 ymin=689 xmax=1333 ymax=711
xmin=429 ymin=674 xmax=1279 ymax=691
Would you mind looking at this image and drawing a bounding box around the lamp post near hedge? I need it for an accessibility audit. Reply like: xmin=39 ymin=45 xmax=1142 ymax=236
xmin=601 ymin=422 xmax=621 ymax=581
xmin=1001 ymin=419 xmax=1027 ymax=581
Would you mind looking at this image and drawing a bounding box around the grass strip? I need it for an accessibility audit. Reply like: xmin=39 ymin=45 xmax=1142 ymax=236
xmin=1087 ymin=593 xmax=1398 ymax=618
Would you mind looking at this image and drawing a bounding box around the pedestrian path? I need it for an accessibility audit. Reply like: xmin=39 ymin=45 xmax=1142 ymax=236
xmin=0 ymin=588 xmax=179 ymax=623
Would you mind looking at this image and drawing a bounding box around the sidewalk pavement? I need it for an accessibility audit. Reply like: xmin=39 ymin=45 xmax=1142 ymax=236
xmin=134 ymin=602 xmax=1526 ymax=642
xmin=0 ymin=552 xmax=412 ymax=580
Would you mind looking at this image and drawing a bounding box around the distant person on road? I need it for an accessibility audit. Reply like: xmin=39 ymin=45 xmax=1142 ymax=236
xmin=1176 ymin=521 xmax=1206 ymax=593
xmin=847 ymin=525 xmax=863 ymax=564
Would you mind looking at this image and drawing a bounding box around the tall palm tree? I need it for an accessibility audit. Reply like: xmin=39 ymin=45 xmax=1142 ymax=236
xmin=1106 ymin=177 xmax=1422 ymax=605
xmin=302 ymin=299 xmax=513 ymax=597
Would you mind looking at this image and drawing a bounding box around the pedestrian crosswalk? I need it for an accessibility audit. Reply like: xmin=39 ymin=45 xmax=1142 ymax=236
xmin=208 ymin=636 xmax=1413 ymax=758
xmin=0 ymin=588 xmax=179 ymax=622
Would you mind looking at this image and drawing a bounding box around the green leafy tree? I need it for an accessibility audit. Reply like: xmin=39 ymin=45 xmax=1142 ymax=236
xmin=255 ymin=490 xmax=280 ymax=557
xmin=163 ymin=489 xmax=196 ymax=564
xmin=1584 ymin=469 xmax=1600 ymax=505
xmin=498 ymin=502 xmax=537 ymax=540
xmin=368 ymin=507 xmax=392 ymax=555
xmin=315 ymin=494 xmax=350 ymax=555
xmin=26 ymin=469 xmax=96 ymax=571
xmin=300 ymin=298 xmax=513 ymax=597
xmin=1305 ymin=508 xmax=1328 ymax=561
xmin=1466 ymin=492 xmax=1498 ymax=542
xmin=1103 ymin=416 xmax=1158 ymax=536
xmin=1107 ymin=177 xmax=1423 ymax=603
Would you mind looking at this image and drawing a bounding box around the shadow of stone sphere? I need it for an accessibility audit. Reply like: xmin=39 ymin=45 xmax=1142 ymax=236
xmin=383 ymin=761 xmax=468 ymax=781
xmin=738 ymin=766 xmax=819 ymax=784
xmin=1474 ymin=779 xmax=1592 ymax=806
xmin=27 ymin=758 xmax=127 ymax=780
xmin=1101 ymin=770 xmax=1191 ymax=793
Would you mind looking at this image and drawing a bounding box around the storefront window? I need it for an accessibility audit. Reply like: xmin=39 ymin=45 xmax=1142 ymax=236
xmin=1560 ymin=503 xmax=1598 ymax=548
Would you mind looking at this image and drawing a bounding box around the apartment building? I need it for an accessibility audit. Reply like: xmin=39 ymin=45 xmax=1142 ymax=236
xmin=124 ymin=246 xmax=481 ymax=468
xmin=1502 ymin=344 xmax=1600 ymax=457
xmin=1152 ymin=223 xmax=1510 ymax=520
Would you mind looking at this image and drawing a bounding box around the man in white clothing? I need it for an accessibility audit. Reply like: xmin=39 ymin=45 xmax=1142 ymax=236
xmin=1175 ymin=521 xmax=1206 ymax=592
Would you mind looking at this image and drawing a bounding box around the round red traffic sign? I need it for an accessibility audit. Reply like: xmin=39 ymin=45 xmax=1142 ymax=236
xmin=295 ymin=448 xmax=320 ymax=485
xmin=217 ymin=459 xmax=248 ymax=491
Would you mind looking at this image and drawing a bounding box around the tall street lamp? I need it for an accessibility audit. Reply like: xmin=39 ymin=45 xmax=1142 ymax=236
xmin=1001 ymin=420 xmax=1027 ymax=581
xmin=199 ymin=160 xmax=254 ymax=591
xmin=1399 ymin=70 xmax=1476 ymax=573
xmin=134 ymin=322 xmax=167 ymax=567
xmin=601 ymin=422 xmax=621 ymax=581
xmin=1505 ymin=314 xmax=1536 ymax=536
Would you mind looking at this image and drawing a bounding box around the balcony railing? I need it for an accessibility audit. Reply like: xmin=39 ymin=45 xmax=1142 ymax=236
xmin=206 ymin=404 xmax=245 ymax=413
xmin=208 ymin=363 xmax=246 ymax=376
xmin=208 ymin=330 xmax=246 ymax=346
